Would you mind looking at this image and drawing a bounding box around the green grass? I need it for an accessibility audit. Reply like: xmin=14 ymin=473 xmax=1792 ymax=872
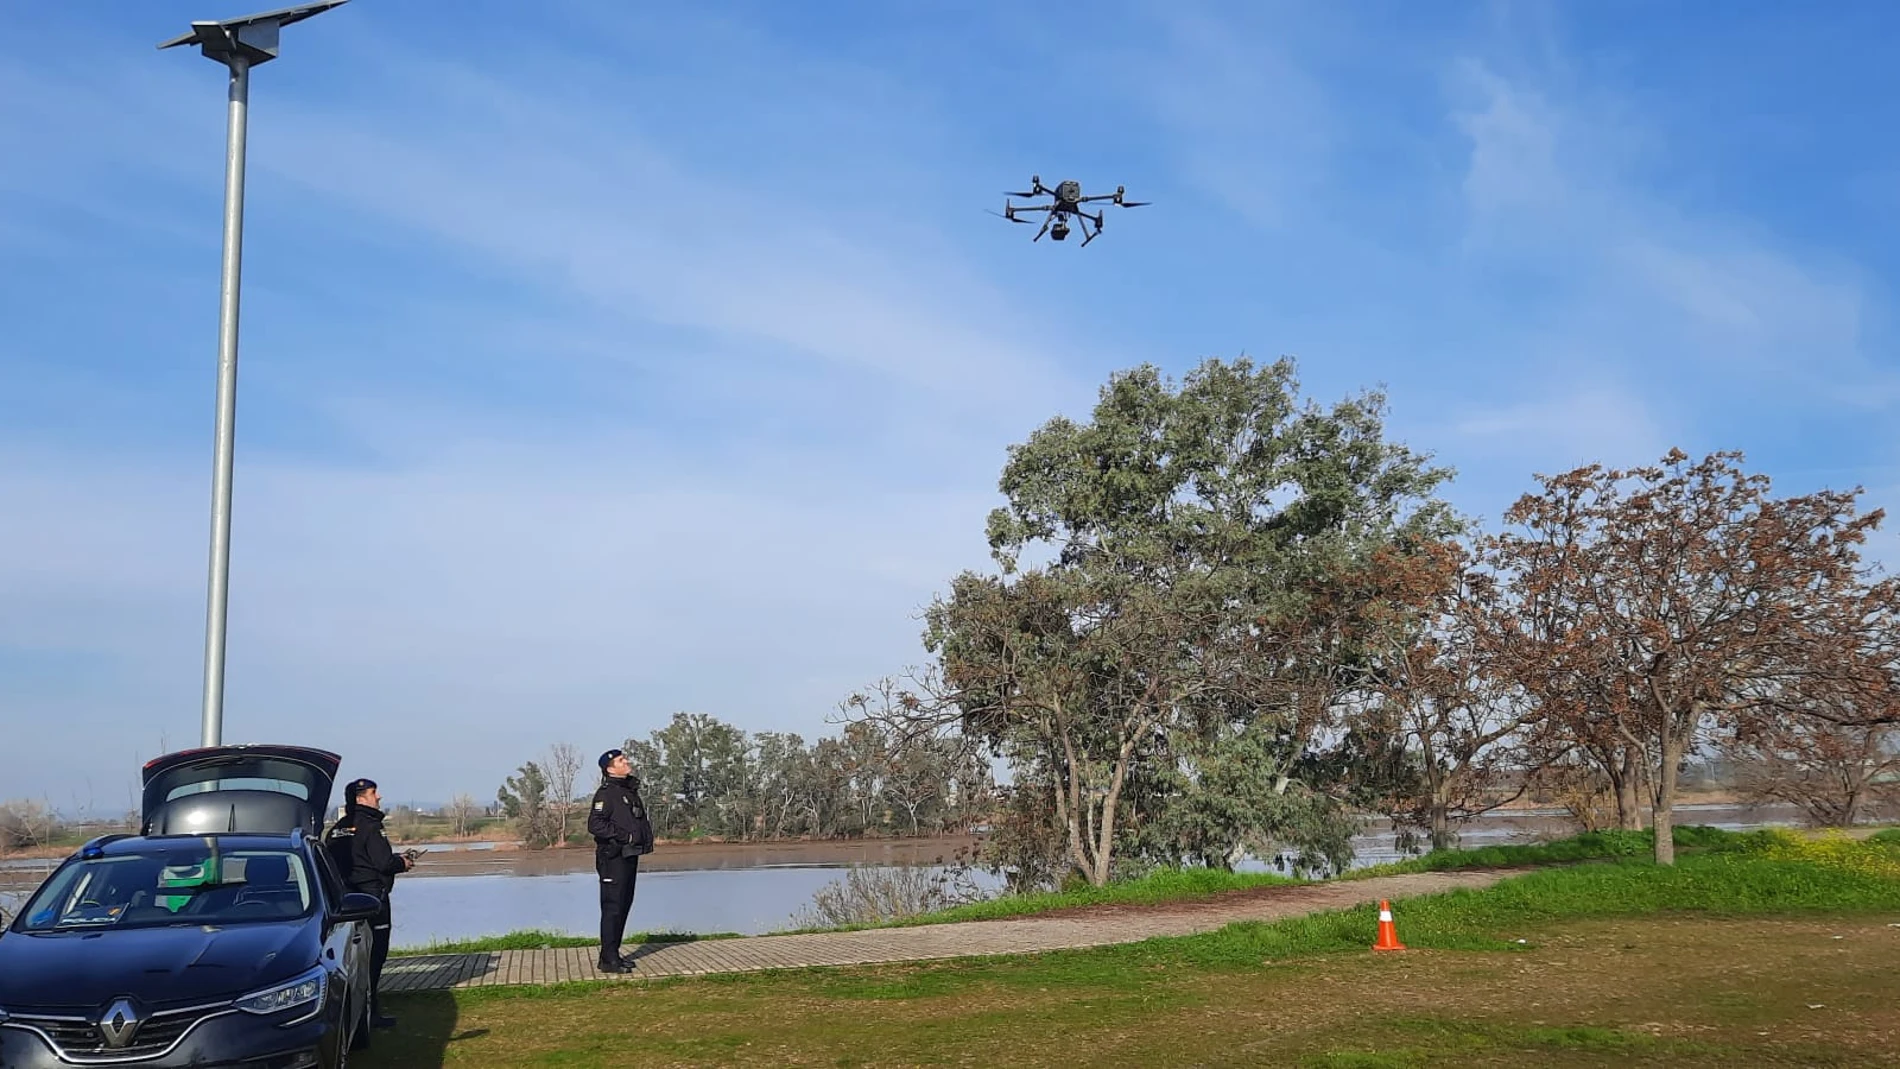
xmin=1344 ymin=824 xmax=1749 ymax=879
xmin=1296 ymin=1017 xmax=1725 ymax=1068
xmin=390 ymin=928 xmax=741 ymax=957
xmin=1869 ymin=827 xmax=1900 ymax=846
xmin=365 ymin=837 xmax=1900 ymax=1068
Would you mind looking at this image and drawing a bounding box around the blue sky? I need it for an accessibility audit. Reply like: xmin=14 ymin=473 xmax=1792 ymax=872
xmin=3 ymin=0 xmax=1897 ymax=811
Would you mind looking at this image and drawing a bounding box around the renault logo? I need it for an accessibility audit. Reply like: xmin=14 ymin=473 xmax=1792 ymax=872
xmin=97 ymin=998 xmax=142 ymax=1049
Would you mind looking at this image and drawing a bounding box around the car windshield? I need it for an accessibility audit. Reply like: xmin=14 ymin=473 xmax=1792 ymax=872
xmin=13 ymin=841 xmax=314 ymax=932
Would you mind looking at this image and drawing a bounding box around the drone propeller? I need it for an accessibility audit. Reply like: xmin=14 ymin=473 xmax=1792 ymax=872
xmin=986 ymin=208 xmax=1032 ymax=224
xmin=1004 ymin=190 xmax=1039 ymax=199
xmin=1118 ymin=200 xmax=1152 ymax=208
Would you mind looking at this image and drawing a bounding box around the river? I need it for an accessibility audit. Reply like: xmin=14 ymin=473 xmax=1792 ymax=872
xmin=0 ymin=803 xmax=1834 ymax=949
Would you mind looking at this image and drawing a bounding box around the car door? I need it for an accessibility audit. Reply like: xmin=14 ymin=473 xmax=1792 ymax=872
xmin=312 ymin=843 xmax=370 ymax=1042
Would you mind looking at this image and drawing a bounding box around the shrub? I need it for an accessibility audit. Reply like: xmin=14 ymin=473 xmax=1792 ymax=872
xmin=792 ymin=862 xmax=991 ymax=929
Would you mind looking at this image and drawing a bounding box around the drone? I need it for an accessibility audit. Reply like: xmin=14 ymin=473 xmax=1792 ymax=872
xmin=990 ymin=176 xmax=1150 ymax=246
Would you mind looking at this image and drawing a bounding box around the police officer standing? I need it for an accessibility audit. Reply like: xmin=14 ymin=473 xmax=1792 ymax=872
xmin=587 ymin=749 xmax=653 ymax=973
xmin=324 ymin=777 xmax=418 ymax=1026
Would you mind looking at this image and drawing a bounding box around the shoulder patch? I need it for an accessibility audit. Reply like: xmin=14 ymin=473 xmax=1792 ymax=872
xmin=593 ymin=801 xmax=605 ymax=810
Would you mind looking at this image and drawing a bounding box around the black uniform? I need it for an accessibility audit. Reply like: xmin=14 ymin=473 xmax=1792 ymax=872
xmin=323 ymin=804 xmax=409 ymax=1015
xmin=586 ymin=773 xmax=654 ymax=967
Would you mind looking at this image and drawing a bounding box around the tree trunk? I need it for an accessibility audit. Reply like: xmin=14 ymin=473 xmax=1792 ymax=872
xmin=1653 ymin=725 xmax=1682 ymax=866
xmin=1616 ymin=747 xmax=1644 ymax=831
xmin=1223 ymin=842 xmax=1247 ymax=871
xmin=1430 ymin=803 xmax=1453 ymax=852
xmin=1426 ymin=755 xmax=1456 ymax=852
xmin=1837 ymin=784 xmax=1862 ymax=828
xmin=1086 ymin=748 xmax=1133 ymax=888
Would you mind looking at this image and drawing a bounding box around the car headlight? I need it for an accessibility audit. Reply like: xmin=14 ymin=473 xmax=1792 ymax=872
xmin=234 ymin=967 xmax=326 ymax=1016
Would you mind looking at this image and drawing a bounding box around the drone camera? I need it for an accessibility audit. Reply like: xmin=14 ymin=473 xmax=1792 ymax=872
xmin=1051 ymin=221 xmax=1071 ymax=241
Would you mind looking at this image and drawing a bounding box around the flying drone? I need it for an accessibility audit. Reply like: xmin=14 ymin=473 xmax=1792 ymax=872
xmin=990 ymin=176 xmax=1150 ymax=246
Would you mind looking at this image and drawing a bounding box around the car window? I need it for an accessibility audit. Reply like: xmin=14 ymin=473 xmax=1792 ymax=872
xmin=15 ymin=845 xmax=314 ymax=931
xmin=166 ymin=776 xmax=309 ymax=801
xmin=309 ymin=837 xmax=349 ymax=908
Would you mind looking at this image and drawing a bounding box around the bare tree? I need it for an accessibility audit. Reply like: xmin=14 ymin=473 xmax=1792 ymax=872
xmin=1482 ymin=449 xmax=1890 ymax=865
xmin=1524 ymin=754 xmax=1618 ymax=833
xmin=444 ymin=793 xmax=481 ymax=839
xmin=545 ymin=743 xmax=584 ymax=847
xmin=1367 ymin=541 xmax=1538 ymax=850
xmin=0 ymin=799 xmax=61 ymax=853
xmin=1726 ymin=716 xmax=1900 ymax=827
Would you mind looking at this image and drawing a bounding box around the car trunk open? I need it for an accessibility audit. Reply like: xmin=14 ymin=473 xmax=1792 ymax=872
xmin=141 ymin=744 xmax=341 ymax=837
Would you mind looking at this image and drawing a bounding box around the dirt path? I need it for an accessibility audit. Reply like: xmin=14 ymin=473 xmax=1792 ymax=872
xmin=379 ymin=868 xmax=1513 ymax=992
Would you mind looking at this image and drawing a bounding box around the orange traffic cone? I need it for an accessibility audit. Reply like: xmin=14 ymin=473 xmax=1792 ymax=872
xmin=1371 ymin=899 xmax=1405 ymax=952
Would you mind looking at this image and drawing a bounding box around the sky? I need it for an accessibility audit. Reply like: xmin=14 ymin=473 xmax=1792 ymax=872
xmin=2 ymin=0 xmax=1897 ymax=813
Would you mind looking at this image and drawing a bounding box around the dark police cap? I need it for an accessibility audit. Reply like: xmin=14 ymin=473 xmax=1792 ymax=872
xmin=598 ymin=749 xmax=625 ymax=771
xmin=344 ymin=778 xmax=378 ymax=797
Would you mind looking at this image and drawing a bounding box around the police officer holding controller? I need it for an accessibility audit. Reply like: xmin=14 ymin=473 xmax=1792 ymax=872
xmin=323 ymin=777 xmax=420 ymax=1026
xmin=587 ymin=748 xmax=654 ymax=973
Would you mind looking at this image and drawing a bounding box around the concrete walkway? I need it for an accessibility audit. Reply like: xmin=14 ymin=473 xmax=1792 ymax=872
xmin=380 ymin=868 xmax=1515 ymax=992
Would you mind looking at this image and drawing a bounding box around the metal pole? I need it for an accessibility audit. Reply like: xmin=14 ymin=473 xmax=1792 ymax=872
xmin=200 ymin=55 xmax=250 ymax=749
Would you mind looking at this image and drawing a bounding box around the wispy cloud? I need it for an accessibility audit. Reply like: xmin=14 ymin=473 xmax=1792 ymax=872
xmin=1119 ymin=4 xmax=1338 ymax=232
xmin=1447 ymin=56 xmax=1899 ymax=413
xmin=2 ymin=1 xmax=1895 ymax=806
xmin=1451 ymin=384 xmax=1668 ymax=470
xmin=0 ymin=7 xmax=1104 ymax=802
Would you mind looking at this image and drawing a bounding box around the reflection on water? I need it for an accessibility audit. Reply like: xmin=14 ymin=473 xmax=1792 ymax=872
xmin=0 ymin=803 xmax=1826 ymax=947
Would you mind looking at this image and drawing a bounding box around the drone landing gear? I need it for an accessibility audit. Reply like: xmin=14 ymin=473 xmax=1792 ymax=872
xmin=1077 ymin=211 xmax=1104 ymax=247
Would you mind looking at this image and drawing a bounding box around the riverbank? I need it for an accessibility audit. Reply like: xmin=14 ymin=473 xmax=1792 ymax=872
xmin=5 ymin=792 xmax=1878 ymax=865
xmin=357 ymin=828 xmax=1900 ymax=1067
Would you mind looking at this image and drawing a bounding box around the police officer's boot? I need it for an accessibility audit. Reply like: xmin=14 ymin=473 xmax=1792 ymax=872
xmin=372 ymin=995 xmax=398 ymax=1028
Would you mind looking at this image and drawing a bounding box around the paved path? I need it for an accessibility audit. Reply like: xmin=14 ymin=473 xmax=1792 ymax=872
xmin=380 ymin=869 xmax=1516 ymax=992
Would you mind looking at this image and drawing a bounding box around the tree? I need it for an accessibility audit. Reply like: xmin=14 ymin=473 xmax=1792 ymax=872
xmin=850 ymin=356 xmax=1459 ymax=885
xmin=751 ymin=731 xmax=810 ymax=839
xmin=1482 ymin=449 xmax=1890 ymax=865
xmin=627 ymin=713 xmax=754 ymax=840
xmin=444 ymin=793 xmax=481 ymax=839
xmin=544 ymin=742 xmax=583 ymax=846
xmin=1726 ymin=715 xmax=1899 ymax=827
xmin=496 ymin=762 xmax=558 ymax=848
xmin=878 ymin=729 xmax=941 ymax=836
xmin=1362 ymin=541 xmax=1536 ymax=850
xmin=1724 ymin=603 xmax=1900 ymax=826
xmin=0 ymin=799 xmax=60 ymax=853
